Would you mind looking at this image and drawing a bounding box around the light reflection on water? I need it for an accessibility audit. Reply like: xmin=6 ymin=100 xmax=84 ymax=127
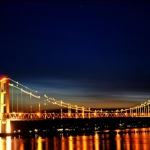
xmin=1 ymin=128 xmax=150 ymax=150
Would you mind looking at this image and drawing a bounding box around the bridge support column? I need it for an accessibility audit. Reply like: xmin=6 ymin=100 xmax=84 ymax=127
xmin=148 ymin=104 xmax=149 ymax=117
xmin=140 ymin=106 xmax=141 ymax=116
xmin=82 ymin=107 xmax=84 ymax=118
xmin=75 ymin=105 xmax=78 ymax=119
xmin=145 ymin=105 xmax=146 ymax=116
xmin=68 ymin=104 xmax=71 ymax=117
xmin=88 ymin=108 xmax=90 ymax=119
xmin=0 ymin=78 xmax=11 ymax=133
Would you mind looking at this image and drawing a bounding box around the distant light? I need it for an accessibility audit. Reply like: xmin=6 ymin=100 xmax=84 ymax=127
xmin=57 ymin=128 xmax=63 ymax=132
xmin=34 ymin=129 xmax=38 ymax=132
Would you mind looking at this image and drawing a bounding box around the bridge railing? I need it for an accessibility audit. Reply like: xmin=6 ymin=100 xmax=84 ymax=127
xmin=1 ymin=112 xmax=150 ymax=121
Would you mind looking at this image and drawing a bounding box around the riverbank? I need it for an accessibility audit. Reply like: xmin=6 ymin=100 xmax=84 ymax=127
xmin=1 ymin=126 xmax=150 ymax=138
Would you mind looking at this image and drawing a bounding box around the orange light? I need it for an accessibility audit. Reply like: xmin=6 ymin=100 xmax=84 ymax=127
xmin=69 ymin=136 xmax=73 ymax=150
xmin=37 ymin=137 xmax=42 ymax=150
xmin=0 ymin=75 xmax=8 ymax=80
xmin=0 ymin=78 xmax=6 ymax=82
xmin=6 ymin=136 xmax=11 ymax=150
xmin=37 ymin=113 xmax=40 ymax=116
xmin=115 ymin=129 xmax=120 ymax=134
xmin=6 ymin=119 xmax=11 ymax=133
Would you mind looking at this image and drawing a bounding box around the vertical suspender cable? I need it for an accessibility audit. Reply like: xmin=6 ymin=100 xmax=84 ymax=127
xmin=21 ymin=89 xmax=22 ymax=112
xmin=11 ymin=86 xmax=13 ymax=112
xmin=17 ymin=83 xmax=18 ymax=112
xmin=26 ymin=87 xmax=27 ymax=112
xmin=30 ymin=94 xmax=31 ymax=112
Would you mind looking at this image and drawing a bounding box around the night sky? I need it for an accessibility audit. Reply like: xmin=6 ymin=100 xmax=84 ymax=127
xmin=1 ymin=2 xmax=150 ymax=108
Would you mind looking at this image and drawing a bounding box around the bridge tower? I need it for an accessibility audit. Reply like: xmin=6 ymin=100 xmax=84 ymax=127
xmin=0 ymin=78 xmax=10 ymax=133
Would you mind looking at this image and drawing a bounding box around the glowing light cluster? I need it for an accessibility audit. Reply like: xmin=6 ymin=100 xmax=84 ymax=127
xmin=21 ymin=89 xmax=40 ymax=99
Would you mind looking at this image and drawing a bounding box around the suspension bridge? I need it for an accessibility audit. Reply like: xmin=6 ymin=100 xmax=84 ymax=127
xmin=0 ymin=77 xmax=150 ymax=133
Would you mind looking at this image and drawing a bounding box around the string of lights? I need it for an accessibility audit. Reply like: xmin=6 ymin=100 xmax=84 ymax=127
xmin=44 ymin=95 xmax=150 ymax=115
xmin=8 ymin=79 xmax=150 ymax=115
xmin=45 ymin=95 xmax=92 ymax=112
xmin=10 ymin=78 xmax=37 ymax=93
xmin=9 ymin=83 xmax=40 ymax=99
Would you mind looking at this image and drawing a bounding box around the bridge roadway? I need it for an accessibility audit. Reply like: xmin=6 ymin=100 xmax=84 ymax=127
xmin=1 ymin=112 xmax=150 ymax=121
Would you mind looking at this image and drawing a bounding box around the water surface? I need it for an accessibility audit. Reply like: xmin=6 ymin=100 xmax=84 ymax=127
xmin=1 ymin=128 xmax=150 ymax=150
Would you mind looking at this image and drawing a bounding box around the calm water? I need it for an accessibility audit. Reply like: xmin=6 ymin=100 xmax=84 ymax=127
xmin=1 ymin=128 xmax=150 ymax=150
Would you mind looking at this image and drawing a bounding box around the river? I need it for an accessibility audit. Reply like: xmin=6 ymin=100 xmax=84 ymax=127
xmin=1 ymin=128 xmax=150 ymax=150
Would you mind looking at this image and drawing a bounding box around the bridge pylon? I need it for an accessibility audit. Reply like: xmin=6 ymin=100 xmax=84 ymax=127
xmin=0 ymin=78 xmax=10 ymax=133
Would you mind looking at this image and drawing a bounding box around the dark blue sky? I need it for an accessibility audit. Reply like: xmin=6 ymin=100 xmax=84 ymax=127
xmin=1 ymin=2 xmax=150 ymax=108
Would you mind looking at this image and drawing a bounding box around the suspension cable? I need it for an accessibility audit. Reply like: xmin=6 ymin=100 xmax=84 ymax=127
xmin=9 ymin=79 xmax=41 ymax=113
xmin=10 ymin=78 xmax=37 ymax=93
xmin=9 ymin=84 xmax=40 ymax=98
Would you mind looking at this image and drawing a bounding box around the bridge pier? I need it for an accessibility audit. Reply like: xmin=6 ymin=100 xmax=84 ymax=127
xmin=0 ymin=78 xmax=11 ymax=133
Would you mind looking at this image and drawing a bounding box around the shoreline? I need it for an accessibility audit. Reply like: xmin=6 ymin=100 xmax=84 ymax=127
xmin=1 ymin=126 xmax=150 ymax=138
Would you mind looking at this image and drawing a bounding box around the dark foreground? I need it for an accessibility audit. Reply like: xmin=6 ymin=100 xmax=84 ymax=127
xmin=6 ymin=117 xmax=150 ymax=136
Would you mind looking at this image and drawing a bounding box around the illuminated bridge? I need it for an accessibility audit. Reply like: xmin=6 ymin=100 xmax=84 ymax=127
xmin=0 ymin=77 xmax=150 ymax=133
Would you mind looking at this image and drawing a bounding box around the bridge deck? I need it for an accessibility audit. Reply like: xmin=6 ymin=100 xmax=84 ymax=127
xmin=1 ymin=113 xmax=149 ymax=121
